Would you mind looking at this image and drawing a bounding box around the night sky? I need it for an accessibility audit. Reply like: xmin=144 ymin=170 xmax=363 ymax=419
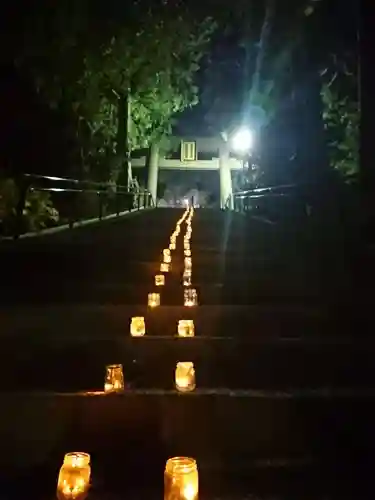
xmin=175 ymin=0 xmax=358 ymax=138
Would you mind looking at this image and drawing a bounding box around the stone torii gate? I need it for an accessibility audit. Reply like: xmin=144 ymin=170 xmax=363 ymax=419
xmin=131 ymin=136 xmax=242 ymax=208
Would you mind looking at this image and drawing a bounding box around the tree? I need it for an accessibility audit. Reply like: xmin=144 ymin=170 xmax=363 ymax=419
xmin=7 ymin=0 xmax=214 ymax=183
xmin=79 ymin=0 xmax=213 ymax=184
xmin=201 ymin=0 xmax=325 ymax=137
xmin=321 ymin=53 xmax=359 ymax=180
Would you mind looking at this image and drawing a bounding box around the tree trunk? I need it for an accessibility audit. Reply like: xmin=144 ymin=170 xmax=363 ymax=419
xmin=146 ymin=142 xmax=159 ymax=204
xmin=242 ymin=7 xmax=252 ymax=118
xmin=114 ymin=91 xmax=132 ymax=188
xmin=250 ymin=0 xmax=276 ymax=102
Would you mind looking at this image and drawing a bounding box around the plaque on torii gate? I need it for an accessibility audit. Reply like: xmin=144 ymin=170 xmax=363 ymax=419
xmin=180 ymin=141 xmax=196 ymax=162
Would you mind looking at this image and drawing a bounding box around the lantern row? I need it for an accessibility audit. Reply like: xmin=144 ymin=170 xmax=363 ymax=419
xmin=57 ymin=453 xmax=198 ymax=500
xmin=104 ymin=361 xmax=196 ymax=394
xmin=148 ymin=206 xmax=189 ymax=306
xmin=181 ymin=206 xmax=198 ymax=306
xmin=148 ymin=205 xmax=198 ymax=308
xmin=104 ymin=361 xmax=196 ymax=393
xmin=130 ymin=316 xmax=194 ymax=337
xmin=56 ymin=209 xmax=200 ymax=499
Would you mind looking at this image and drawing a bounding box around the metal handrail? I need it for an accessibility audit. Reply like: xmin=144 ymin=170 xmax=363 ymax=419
xmin=1 ymin=173 xmax=155 ymax=239
xmin=225 ymin=182 xmax=307 ymax=214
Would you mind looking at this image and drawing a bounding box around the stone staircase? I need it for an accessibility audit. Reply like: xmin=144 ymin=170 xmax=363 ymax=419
xmin=0 ymin=208 xmax=374 ymax=498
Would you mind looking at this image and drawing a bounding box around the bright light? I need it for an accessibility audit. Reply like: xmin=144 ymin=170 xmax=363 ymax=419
xmin=231 ymin=128 xmax=253 ymax=153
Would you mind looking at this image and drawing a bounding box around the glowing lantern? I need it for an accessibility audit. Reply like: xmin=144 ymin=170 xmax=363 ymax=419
xmin=104 ymin=364 xmax=124 ymax=393
xmin=184 ymin=249 xmax=191 ymax=257
xmin=175 ymin=362 xmax=196 ymax=392
xmin=169 ymin=242 xmax=176 ymax=250
xmin=183 ymin=275 xmax=191 ymax=287
xmin=184 ymin=289 xmax=197 ymax=307
xmin=155 ymin=274 xmax=165 ymax=286
xmin=148 ymin=292 xmax=160 ymax=307
xmin=184 ymin=257 xmax=192 ymax=269
xmin=164 ymin=456 xmax=198 ymax=500
xmin=175 ymin=226 xmax=181 ymax=235
xmin=184 ymin=242 xmax=190 ymax=250
xmin=130 ymin=316 xmax=145 ymax=337
xmin=163 ymin=254 xmax=172 ymax=264
xmin=183 ymin=269 xmax=192 ymax=278
xmin=57 ymin=452 xmax=91 ymax=500
xmin=163 ymin=248 xmax=171 ymax=259
xmin=160 ymin=263 xmax=169 ymax=272
xmin=178 ymin=320 xmax=194 ymax=337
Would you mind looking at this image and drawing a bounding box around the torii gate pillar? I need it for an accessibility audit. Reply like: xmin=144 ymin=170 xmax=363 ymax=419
xmin=219 ymin=142 xmax=233 ymax=209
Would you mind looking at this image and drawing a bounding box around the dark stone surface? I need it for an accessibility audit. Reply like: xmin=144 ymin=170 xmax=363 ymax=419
xmin=0 ymin=208 xmax=372 ymax=497
xmin=0 ymin=334 xmax=374 ymax=391
xmin=1 ymin=463 xmax=369 ymax=500
xmin=0 ymin=391 xmax=374 ymax=473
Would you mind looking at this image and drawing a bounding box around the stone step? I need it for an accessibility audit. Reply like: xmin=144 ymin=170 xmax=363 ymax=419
xmin=1 ymin=334 xmax=374 ymax=392
xmin=5 ymin=465 xmax=357 ymax=500
xmin=1 ymin=280 xmax=354 ymax=305
xmin=1 ymin=391 xmax=374 ymax=473
xmin=1 ymin=304 xmax=363 ymax=340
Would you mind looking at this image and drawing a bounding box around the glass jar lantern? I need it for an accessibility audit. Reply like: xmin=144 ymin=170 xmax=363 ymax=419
xmin=164 ymin=456 xmax=198 ymax=500
xmin=130 ymin=316 xmax=145 ymax=337
xmin=148 ymin=292 xmax=160 ymax=307
xmin=163 ymin=254 xmax=172 ymax=264
xmin=183 ymin=275 xmax=191 ymax=287
xmin=104 ymin=364 xmax=124 ymax=393
xmin=184 ymin=257 xmax=192 ymax=270
xmin=184 ymin=249 xmax=191 ymax=257
xmin=178 ymin=320 xmax=194 ymax=337
xmin=175 ymin=362 xmax=196 ymax=392
xmin=184 ymin=289 xmax=197 ymax=307
xmin=160 ymin=263 xmax=169 ymax=273
xmin=155 ymin=274 xmax=165 ymax=286
xmin=57 ymin=452 xmax=91 ymax=500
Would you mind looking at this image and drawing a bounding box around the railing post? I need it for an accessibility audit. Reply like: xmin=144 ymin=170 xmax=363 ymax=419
xmin=14 ymin=175 xmax=28 ymax=240
xmin=115 ymin=189 xmax=120 ymax=216
xmin=98 ymin=191 xmax=103 ymax=220
xmin=137 ymin=193 xmax=141 ymax=210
